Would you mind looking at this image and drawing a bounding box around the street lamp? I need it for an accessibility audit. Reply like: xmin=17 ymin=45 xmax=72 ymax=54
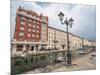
xmin=82 ymin=37 xmax=84 ymax=49
xmin=49 ymin=48 xmax=53 ymax=64
xmin=58 ymin=12 xmax=74 ymax=66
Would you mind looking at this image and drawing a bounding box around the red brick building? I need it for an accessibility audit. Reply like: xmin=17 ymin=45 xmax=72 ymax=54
xmin=12 ymin=7 xmax=48 ymax=53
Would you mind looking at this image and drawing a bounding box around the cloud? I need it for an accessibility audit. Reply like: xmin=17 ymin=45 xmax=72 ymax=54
xmin=69 ymin=5 xmax=96 ymax=40
xmin=39 ymin=3 xmax=96 ymax=40
xmin=11 ymin=0 xmax=96 ymax=41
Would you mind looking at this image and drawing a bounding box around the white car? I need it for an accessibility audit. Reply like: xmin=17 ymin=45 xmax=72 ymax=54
xmin=91 ymin=52 xmax=96 ymax=57
xmin=57 ymin=57 xmax=66 ymax=62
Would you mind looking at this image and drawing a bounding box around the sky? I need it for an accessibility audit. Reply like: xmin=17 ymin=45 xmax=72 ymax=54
xmin=11 ymin=0 xmax=96 ymax=41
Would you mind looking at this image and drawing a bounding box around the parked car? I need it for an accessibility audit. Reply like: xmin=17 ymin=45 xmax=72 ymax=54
xmin=78 ymin=48 xmax=87 ymax=55
xmin=90 ymin=52 xmax=96 ymax=57
xmin=56 ymin=57 xmax=66 ymax=62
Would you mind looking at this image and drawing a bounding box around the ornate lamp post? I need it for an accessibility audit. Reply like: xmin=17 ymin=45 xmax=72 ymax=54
xmin=49 ymin=48 xmax=53 ymax=64
xmin=82 ymin=37 xmax=84 ymax=50
xmin=58 ymin=12 xmax=74 ymax=66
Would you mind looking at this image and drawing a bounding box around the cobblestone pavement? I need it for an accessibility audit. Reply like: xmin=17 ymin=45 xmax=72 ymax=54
xmin=24 ymin=51 xmax=96 ymax=74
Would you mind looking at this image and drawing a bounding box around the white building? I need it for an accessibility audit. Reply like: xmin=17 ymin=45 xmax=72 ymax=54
xmin=47 ymin=26 xmax=95 ymax=51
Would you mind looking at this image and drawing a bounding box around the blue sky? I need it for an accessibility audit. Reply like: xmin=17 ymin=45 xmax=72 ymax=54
xmin=11 ymin=0 xmax=96 ymax=41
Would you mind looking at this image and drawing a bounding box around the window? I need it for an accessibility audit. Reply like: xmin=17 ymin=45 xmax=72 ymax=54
xmin=49 ymin=36 xmax=50 ymax=39
xmin=16 ymin=45 xmax=23 ymax=51
xmin=33 ymin=20 xmax=36 ymax=23
xmin=73 ymin=46 xmax=75 ymax=48
xmin=19 ymin=32 xmax=24 ymax=36
xmin=20 ymin=21 xmax=25 ymax=25
xmin=20 ymin=16 xmax=25 ymax=20
xmin=49 ymin=32 xmax=50 ymax=35
xmin=49 ymin=40 xmax=50 ymax=44
xmin=28 ymin=19 xmax=32 ymax=22
xmin=27 ymin=34 xmax=31 ymax=37
xmin=32 ymin=34 xmax=35 ymax=37
xmin=36 ymin=30 xmax=39 ymax=33
xmin=28 ymin=29 xmax=31 ymax=32
xmin=37 ymin=26 xmax=39 ymax=28
xmin=36 ymin=35 xmax=39 ymax=38
xmin=32 ymin=30 xmax=35 ymax=32
xmin=20 ymin=27 xmax=24 ymax=30
xmin=63 ymin=53 xmax=65 ymax=56
xmin=37 ymin=22 xmax=39 ymax=24
xmin=43 ymin=41 xmax=46 ymax=43
xmin=29 ymin=24 xmax=31 ymax=27
xmin=33 ymin=25 xmax=35 ymax=27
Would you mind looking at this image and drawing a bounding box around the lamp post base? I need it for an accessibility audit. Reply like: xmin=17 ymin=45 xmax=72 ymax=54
xmin=67 ymin=51 xmax=72 ymax=66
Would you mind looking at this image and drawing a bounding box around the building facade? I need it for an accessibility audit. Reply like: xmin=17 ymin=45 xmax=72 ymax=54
xmin=48 ymin=27 xmax=67 ymax=50
xmin=11 ymin=7 xmax=96 ymax=55
xmin=12 ymin=7 xmax=48 ymax=54
xmin=48 ymin=26 xmax=96 ymax=50
xmin=48 ymin=27 xmax=83 ymax=51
